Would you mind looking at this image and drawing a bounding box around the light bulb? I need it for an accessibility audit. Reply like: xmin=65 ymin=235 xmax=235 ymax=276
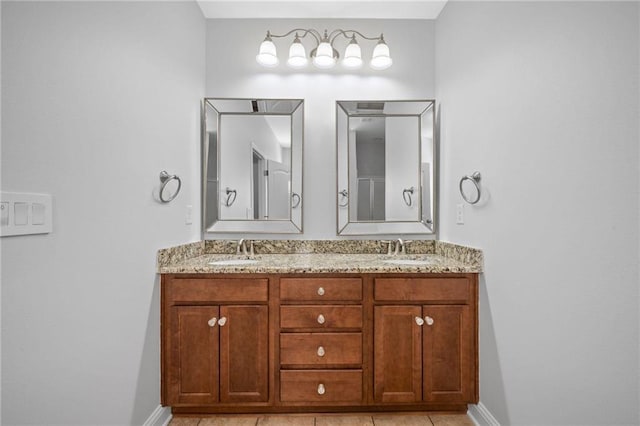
xmin=342 ymin=37 xmax=362 ymax=69
xmin=370 ymin=37 xmax=392 ymax=70
xmin=313 ymin=41 xmax=336 ymax=69
xmin=287 ymin=35 xmax=308 ymax=69
xmin=256 ymin=33 xmax=279 ymax=67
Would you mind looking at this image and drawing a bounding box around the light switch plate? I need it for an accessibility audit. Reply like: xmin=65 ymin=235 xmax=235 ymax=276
xmin=0 ymin=203 xmax=8 ymax=227
xmin=32 ymin=203 xmax=46 ymax=225
xmin=14 ymin=203 xmax=28 ymax=225
xmin=0 ymin=192 xmax=53 ymax=237
xmin=456 ymin=203 xmax=464 ymax=225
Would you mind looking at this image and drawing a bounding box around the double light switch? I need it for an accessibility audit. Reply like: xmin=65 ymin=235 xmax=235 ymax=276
xmin=0 ymin=192 xmax=52 ymax=237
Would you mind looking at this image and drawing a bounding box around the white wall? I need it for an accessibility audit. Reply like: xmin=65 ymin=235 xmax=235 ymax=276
xmin=206 ymin=18 xmax=435 ymax=239
xmin=0 ymin=2 xmax=3 ymax=422
xmin=1 ymin=2 xmax=205 ymax=424
xmin=436 ymin=2 xmax=639 ymax=425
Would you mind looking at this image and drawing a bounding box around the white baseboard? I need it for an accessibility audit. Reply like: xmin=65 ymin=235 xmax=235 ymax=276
xmin=468 ymin=402 xmax=500 ymax=426
xmin=143 ymin=405 xmax=172 ymax=426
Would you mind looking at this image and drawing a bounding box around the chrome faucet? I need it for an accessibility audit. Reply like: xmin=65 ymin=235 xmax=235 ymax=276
xmin=236 ymin=239 xmax=254 ymax=256
xmin=236 ymin=239 xmax=248 ymax=255
xmin=394 ymin=238 xmax=406 ymax=255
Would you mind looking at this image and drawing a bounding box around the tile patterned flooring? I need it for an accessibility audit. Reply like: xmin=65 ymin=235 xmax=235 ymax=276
xmin=169 ymin=413 xmax=474 ymax=426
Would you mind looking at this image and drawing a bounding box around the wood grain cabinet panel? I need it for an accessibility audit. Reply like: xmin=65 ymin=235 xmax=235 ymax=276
xmin=374 ymin=278 xmax=470 ymax=303
xmin=280 ymin=306 xmax=362 ymax=330
xmin=280 ymin=370 xmax=363 ymax=403
xmin=170 ymin=278 xmax=268 ymax=303
xmin=280 ymin=333 xmax=362 ymax=368
xmin=422 ymin=305 xmax=473 ymax=403
xmin=374 ymin=306 xmax=423 ymax=403
xmin=220 ymin=305 xmax=269 ymax=402
xmin=168 ymin=306 xmax=220 ymax=405
xmin=280 ymin=278 xmax=362 ymax=302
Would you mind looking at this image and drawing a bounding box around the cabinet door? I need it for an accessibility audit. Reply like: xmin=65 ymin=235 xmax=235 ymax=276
xmin=219 ymin=305 xmax=269 ymax=402
xmin=422 ymin=305 xmax=473 ymax=403
xmin=169 ymin=306 xmax=219 ymax=405
xmin=374 ymin=305 xmax=423 ymax=403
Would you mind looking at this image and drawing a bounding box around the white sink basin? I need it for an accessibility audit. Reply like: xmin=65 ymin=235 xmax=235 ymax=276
xmin=383 ymin=259 xmax=432 ymax=266
xmin=209 ymin=259 xmax=260 ymax=266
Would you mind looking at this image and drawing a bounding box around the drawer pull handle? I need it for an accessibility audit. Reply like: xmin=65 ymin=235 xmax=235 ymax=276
xmin=207 ymin=317 xmax=217 ymax=327
xmin=317 ymin=383 xmax=326 ymax=395
xmin=317 ymin=346 xmax=325 ymax=357
xmin=317 ymin=287 xmax=325 ymax=296
xmin=424 ymin=316 xmax=434 ymax=326
xmin=218 ymin=316 xmax=227 ymax=327
xmin=317 ymin=314 xmax=325 ymax=324
xmin=415 ymin=316 xmax=425 ymax=326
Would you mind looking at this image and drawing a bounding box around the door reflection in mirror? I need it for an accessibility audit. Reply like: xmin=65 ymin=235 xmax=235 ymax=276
xmin=219 ymin=114 xmax=291 ymax=220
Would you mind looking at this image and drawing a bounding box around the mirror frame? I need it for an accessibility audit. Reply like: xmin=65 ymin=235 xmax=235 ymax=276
xmin=336 ymin=99 xmax=437 ymax=236
xmin=202 ymin=98 xmax=304 ymax=236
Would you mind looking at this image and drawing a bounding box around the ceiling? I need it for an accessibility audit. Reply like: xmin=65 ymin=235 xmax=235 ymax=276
xmin=196 ymin=0 xmax=448 ymax=20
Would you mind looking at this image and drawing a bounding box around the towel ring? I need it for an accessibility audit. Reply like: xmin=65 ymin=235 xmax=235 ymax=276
xmin=459 ymin=172 xmax=482 ymax=204
xmin=338 ymin=189 xmax=349 ymax=207
xmin=224 ymin=188 xmax=237 ymax=207
xmin=402 ymin=187 xmax=415 ymax=207
xmin=291 ymin=192 xmax=301 ymax=208
xmin=159 ymin=171 xmax=181 ymax=203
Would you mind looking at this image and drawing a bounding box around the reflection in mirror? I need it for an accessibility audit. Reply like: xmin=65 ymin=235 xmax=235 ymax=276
xmin=336 ymin=100 xmax=436 ymax=235
xmin=203 ymin=98 xmax=304 ymax=235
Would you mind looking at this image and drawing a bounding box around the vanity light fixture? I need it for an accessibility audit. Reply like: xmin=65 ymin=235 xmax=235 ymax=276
xmin=256 ymin=29 xmax=392 ymax=70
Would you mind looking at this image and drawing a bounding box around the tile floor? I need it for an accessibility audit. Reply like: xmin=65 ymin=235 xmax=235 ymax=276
xmin=169 ymin=413 xmax=474 ymax=426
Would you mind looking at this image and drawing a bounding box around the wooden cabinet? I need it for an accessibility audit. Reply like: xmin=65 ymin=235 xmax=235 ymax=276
xmin=279 ymin=277 xmax=364 ymax=405
xmin=161 ymin=273 xmax=477 ymax=414
xmin=373 ymin=277 xmax=476 ymax=405
xmin=163 ymin=277 xmax=269 ymax=407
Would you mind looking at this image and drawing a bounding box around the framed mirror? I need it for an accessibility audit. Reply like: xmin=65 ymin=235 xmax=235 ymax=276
xmin=336 ymin=100 xmax=436 ymax=235
xmin=202 ymin=98 xmax=304 ymax=236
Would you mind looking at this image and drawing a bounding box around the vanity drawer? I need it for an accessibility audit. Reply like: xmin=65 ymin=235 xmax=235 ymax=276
xmin=280 ymin=370 xmax=363 ymax=403
xmin=280 ymin=278 xmax=362 ymax=302
xmin=280 ymin=306 xmax=362 ymax=330
xmin=170 ymin=278 xmax=268 ymax=303
xmin=280 ymin=333 xmax=362 ymax=367
xmin=374 ymin=277 xmax=470 ymax=303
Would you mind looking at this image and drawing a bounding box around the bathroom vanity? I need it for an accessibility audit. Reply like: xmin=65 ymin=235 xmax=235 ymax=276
xmin=158 ymin=240 xmax=482 ymax=415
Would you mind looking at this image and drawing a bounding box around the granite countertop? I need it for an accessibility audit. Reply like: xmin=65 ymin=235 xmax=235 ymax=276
xmin=157 ymin=240 xmax=483 ymax=274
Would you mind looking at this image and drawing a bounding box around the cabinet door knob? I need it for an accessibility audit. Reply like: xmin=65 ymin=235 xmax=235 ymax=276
xmin=218 ymin=316 xmax=227 ymax=327
xmin=207 ymin=317 xmax=217 ymax=327
xmin=317 ymin=383 xmax=326 ymax=395
xmin=415 ymin=316 xmax=425 ymax=326
xmin=317 ymin=287 xmax=325 ymax=296
xmin=317 ymin=314 xmax=325 ymax=324
xmin=317 ymin=346 xmax=326 ymax=357
xmin=424 ymin=316 xmax=434 ymax=326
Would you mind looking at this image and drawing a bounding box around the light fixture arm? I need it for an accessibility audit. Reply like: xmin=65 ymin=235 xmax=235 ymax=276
xmin=328 ymin=29 xmax=383 ymax=45
xmin=266 ymin=28 xmax=322 ymax=46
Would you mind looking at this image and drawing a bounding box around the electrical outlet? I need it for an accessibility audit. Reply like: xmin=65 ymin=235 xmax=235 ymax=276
xmin=185 ymin=205 xmax=193 ymax=225
xmin=456 ymin=203 xmax=464 ymax=225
